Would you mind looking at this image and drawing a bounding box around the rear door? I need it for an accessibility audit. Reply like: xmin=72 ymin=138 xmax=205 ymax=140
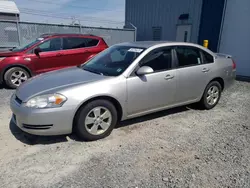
xmin=61 ymin=37 xmax=101 ymax=67
xmin=174 ymin=46 xmax=215 ymax=103
xmin=25 ymin=37 xmax=63 ymax=74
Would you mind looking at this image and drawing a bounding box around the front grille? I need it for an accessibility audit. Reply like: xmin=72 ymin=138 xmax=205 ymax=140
xmin=23 ymin=124 xmax=53 ymax=130
xmin=15 ymin=96 xmax=22 ymax=104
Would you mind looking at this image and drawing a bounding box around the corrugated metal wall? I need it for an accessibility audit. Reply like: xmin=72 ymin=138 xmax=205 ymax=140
xmin=125 ymin=0 xmax=203 ymax=43
xmin=219 ymin=0 xmax=250 ymax=77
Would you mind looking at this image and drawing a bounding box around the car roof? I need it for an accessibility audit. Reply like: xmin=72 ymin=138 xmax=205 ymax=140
xmin=40 ymin=33 xmax=103 ymax=39
xmin=117 ymin=41 xmax=206 ymax=49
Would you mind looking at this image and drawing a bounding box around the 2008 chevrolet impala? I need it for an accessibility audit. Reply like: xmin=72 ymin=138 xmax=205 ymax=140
xmin=10 ymin=41 xmax=236 ymax=141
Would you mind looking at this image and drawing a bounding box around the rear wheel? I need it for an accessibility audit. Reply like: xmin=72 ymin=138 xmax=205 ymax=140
xmin=199 ymin=81 xmax=222 ymax=109
xmin=4 ymin=67 xmax=30 ymax=89
xmin=74 ymin=100 xmax=118 ymax=141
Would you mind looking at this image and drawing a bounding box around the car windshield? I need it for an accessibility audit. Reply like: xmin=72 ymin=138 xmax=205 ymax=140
xmin=81 ymin=45 xmax=145 ymax=76
xmin=12 ymin=38 xmax=44 ymax=52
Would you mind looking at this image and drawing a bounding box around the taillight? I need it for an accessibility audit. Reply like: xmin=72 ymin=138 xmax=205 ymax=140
xmin=232 ymin=60 xmax=236 ymax=70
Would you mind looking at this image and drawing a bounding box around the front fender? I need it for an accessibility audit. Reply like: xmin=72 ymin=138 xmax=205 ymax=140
xmin=60 ymin=76 xmax=127 ymax=122
xmin=0 ymin=64 xmax=33 ymax=83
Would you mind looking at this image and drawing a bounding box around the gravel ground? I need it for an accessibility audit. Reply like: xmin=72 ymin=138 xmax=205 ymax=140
xmin=0 ymin=81 xmax=249 ymax=188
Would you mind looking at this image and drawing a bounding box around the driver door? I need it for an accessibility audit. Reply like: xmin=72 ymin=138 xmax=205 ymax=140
xmin=25 ymin=38 xmax=63 ymax=75
xmin=126 ymin=47 xmax=177 ymax=117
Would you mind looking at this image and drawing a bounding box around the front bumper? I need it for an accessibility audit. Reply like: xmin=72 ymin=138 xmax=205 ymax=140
xmin=10 ymin=95 xmax=75 ymax=136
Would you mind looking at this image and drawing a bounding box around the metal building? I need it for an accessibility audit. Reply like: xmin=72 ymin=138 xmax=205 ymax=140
xmin=0 ymin=0 xmax=19 ymax=21
xmin=125 ymin=0 xmax=250 ymax=77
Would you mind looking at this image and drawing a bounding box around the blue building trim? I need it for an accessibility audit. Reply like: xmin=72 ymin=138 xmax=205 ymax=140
xmin=198 ymin=0 xmax=226 ymax=52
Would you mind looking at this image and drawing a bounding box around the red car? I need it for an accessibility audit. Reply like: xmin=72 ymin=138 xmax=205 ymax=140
xmin=0 ymin=33 xmax=108 ymax=88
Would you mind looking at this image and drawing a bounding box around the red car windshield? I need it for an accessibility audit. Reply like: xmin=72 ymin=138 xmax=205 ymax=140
xmin=81 ymin=45 xmax=145 ymax=76
xmin=12 ymin=38 xmax=44 ymax=52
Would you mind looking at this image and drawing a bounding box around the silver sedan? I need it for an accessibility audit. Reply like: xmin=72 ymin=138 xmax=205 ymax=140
xmin=10 ymin=41 xmax=236 ymax=141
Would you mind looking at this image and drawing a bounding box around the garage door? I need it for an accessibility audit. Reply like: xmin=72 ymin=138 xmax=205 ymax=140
xmin=219 ymin=0 xmax=250 ymax=77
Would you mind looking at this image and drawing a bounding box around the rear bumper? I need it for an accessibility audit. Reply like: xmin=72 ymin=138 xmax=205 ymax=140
xmin=224 ymin=70 xmax=236 ymax=90
xmin=10 ymin=94 xmax=74 ymax=136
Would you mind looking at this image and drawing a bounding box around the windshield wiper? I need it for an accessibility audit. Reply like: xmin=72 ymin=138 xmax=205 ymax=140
xmin=82 ymin=67 xmax=105 ymax=76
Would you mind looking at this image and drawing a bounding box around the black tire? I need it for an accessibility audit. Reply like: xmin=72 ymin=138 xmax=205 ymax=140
xmin=74 ymin=99 xmax=118 ymax=141
xmin=4 ymin=67 xmax=30 ymax=89
xmin=199 ymin=81 xmax=222 ymax=110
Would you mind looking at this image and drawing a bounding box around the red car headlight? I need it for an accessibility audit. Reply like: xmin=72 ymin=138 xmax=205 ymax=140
xmin=0 ymin=57 xmax=6 ymax=61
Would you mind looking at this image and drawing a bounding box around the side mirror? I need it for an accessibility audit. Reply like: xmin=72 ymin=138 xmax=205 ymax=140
xmin=136 ymin=66 xmax=154 ymax=76
xmin=34 ymin=48 xmax=41 ymax=56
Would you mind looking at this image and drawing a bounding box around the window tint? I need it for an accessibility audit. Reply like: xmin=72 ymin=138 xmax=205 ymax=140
xmin=86 ymin=38 xmax=99 ymax=47
xmin=38 ymin=38 xmax=62 ymax=52
xmin=176 ymin=47 xmax=202 ymax=67
xmin=141 ymin=48 xmax=172 ymax=72
xmin=63 ymin=37 xmax=99 ymax=50
xmin=202 ymin=50 xmax=214 ymax=64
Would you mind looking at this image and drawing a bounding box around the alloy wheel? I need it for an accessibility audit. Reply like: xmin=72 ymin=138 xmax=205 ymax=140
xmin=10 ymin=70 xmax=28 ymax=87
xmin=84 ymin=106 xmax=112 ymax=135
xmin=206 ymin=85 xmax=219 ymax=106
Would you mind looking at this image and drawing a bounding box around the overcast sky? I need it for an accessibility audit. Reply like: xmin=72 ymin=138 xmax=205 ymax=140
xmin=13 ymin=0 xmax=125 ymax=28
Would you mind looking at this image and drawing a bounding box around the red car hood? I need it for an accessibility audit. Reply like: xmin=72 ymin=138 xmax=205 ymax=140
xmin=0 ymin=50 xmax=22 ymax=57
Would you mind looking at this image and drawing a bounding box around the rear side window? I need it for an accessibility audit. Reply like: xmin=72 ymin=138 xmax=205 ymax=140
xmin=85 ymin=38 xmax=99 ymax=47
xmin=175 ymin=46 xmax=202 ymax=67
xmin=201 ymin=50 xmax=214 ymax=64
xmin=63 ymin=37 xmax=99 ymax=50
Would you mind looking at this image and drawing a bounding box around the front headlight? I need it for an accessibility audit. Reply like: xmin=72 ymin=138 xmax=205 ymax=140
xmin=25 ymin=94 xmax=67 ymax=108
xmin=0 ymin=57 xmax=6 ymax=61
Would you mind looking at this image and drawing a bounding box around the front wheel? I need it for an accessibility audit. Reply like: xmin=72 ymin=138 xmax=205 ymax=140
xmin=74 ymin=100 xmax=118 ymax=141
xmin=4 ymin=67 xmax=30 ymax=89
xmin=199 ymin=81 xmax=222 ymax=110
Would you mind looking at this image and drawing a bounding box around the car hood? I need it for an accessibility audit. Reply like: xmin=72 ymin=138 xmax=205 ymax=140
xmin=0 ymin=50 xmax=22 ymax=57
xmin=16 ymin=67 xmax=107 ymax=101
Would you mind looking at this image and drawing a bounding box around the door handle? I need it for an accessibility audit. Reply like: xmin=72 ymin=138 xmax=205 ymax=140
xmin=202 ymin=68 xmax=210 ymax=73
xmin=164 ymin=74 xmax=174 ymax=80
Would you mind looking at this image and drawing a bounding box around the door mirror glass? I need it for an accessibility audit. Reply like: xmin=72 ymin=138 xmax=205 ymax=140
xmin=34 ymin=47 xmax=41 ymax=56
xmin=136 ymin=66 xmax=154 ymax=76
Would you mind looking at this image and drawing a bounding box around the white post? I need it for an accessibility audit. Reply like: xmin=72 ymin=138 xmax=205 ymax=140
xmin=16 ymin=14 xmax=21 ymax=46
xmin=129 ymin=22 xmax=137 ymax=41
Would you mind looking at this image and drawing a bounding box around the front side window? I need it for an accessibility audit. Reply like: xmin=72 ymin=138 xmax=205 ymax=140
xmin=175 ymin=46 xmax=202 ymax=67
xmin=63 ymin=37 xmax=99 ymax=50
xmin=81 ymin=45 xmax=145 ymax=76
xmin=37 ymin=38 xmax=62 ymax=52
xmin=141 ymin=48 xmax=172 ymax=72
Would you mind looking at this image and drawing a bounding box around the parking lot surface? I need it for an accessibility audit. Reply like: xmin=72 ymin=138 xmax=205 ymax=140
xmin=0 ymin=81 xmax=249 ymax=188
